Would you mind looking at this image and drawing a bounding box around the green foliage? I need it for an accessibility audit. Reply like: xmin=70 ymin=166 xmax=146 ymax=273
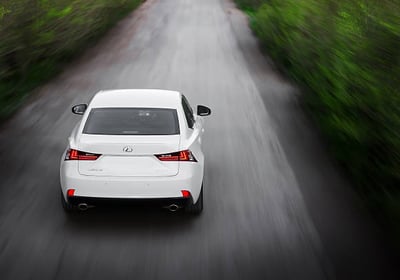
xmin=236 ymin=0 xmax=400 ymax=216
xmin=0 ymin=6 xmax=10 ymax=19
xmin=235 ymin=0 xmax=264 ymax=10
xmin=0 ymin=0 xmax=142 ymax=119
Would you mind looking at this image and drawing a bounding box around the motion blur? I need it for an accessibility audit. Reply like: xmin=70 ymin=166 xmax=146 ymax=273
xmin=0 ymin=0 xmax=399 ymax=279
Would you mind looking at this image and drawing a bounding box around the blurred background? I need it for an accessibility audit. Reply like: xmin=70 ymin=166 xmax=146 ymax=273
xmin=0 ymin=0 xmax=399 ymax=279
xmin=0 ymin=0 xmax=142 ymax=118
xmin=235 ymin=0 xmax=400 ymax=238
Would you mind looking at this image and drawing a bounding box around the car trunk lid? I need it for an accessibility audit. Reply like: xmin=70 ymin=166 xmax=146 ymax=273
xmin=77 ymin=134 xmax=180 ymax=177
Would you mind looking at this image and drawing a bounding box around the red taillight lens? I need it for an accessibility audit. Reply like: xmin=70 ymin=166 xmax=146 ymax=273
xmin=65 ymin=149 xmax=101 ymax=160
xmin=155 ymin=150 xmax=197 ymax=162
xmin=67 ymin=189 xmax=75 ymax=197
xmin=181 ymin=190 xmax=191 ymax=198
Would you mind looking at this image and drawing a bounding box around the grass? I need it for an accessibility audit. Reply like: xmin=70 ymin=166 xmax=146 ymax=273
xmin=0 ymin=0 xmax=143 ymax=121
xmin=234 ymin=0 xmax=400 ymax=245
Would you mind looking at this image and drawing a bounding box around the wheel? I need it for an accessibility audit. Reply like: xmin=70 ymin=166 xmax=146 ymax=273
xmin=186 ymin=185 xmax=203 ymax=214
xmin=61 ymin=190 xmax=74 ymax=212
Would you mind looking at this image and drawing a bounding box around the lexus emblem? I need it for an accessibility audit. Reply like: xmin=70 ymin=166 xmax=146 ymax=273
xmin=123 ymin=146 xmax=133 ymax=152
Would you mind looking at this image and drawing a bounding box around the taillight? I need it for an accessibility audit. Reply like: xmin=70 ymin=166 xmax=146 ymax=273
xmin=155 ymin=150 xmax=197 ymax=162
xmin=65 ymin=149 xmax=101 ymax=160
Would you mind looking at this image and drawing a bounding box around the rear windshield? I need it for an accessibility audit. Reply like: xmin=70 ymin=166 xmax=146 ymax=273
xmin=83 ymin=108 xmax=180 ymax=135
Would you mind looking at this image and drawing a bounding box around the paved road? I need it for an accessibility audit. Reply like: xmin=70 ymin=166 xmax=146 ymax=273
xmin=0 ymin=0 xmax=398 ymax=279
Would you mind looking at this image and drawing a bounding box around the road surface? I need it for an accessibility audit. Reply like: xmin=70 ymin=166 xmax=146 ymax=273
xmin=0 ymin=0 xmax=398 ymax=279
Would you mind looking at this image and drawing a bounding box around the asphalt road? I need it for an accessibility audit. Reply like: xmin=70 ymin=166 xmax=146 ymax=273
xmin=0 ymin=0 xmax=398 ymax=279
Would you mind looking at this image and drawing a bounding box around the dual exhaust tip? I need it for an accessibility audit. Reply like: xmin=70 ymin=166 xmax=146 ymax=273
xmin=77 ymin=203 xmax=89 ymax=211
xmin=77 ymin=203 xmax=181 ymax=212
xmin=166 ymin=204 xmax=180 ymax=212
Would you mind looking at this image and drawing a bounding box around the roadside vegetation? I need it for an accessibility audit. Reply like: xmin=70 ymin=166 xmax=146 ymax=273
xmin=235 ymin=0 xmax=400 ymax=236
xmin=0 ymin=0 xmax=142 ymax=120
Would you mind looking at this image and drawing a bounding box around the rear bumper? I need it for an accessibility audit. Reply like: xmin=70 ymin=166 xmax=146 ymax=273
xmin=68 ymin=196 xmax=191 ymax=207
xmin=60 ymin=159 xmax=203 ymax=202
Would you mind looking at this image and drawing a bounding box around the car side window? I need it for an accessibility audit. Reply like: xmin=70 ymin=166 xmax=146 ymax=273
xmin=182 ymin=95 xmax=195 ymax=129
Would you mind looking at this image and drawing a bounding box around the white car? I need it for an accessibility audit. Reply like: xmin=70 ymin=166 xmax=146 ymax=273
xmin=60 ymin=89 xmax=211 ymax=214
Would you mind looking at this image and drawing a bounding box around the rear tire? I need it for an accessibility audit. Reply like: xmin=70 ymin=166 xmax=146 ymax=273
xmin=186 ymin=185 xmax=203 ymax=214
xmin=61 ymin=191 xmax=74 ymax=212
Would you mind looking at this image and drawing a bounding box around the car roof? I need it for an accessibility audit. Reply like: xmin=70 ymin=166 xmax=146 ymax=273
xmin=89 ymin=89 xmax=182 ymax=109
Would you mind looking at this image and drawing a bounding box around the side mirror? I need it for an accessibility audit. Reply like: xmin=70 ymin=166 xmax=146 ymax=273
xmin=72 ymin=104 xmax=87 ymax=115
xmin=197 ymin=105 xmax=211 ymax=116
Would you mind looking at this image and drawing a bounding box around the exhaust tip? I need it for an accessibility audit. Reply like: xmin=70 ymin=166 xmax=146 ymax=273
xmin=167 ymin=204 xmax=179 ymax=212
xmin=77 ymin=203 xmax=89 ymax=211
